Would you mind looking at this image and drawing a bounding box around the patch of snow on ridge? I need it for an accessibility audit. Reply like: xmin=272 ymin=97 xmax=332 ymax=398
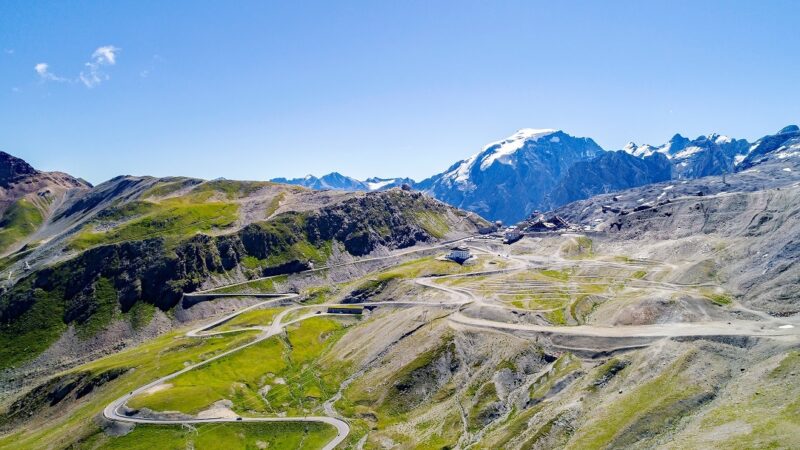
xmin=674 ymin=146 xmax=702 ymax=159
xmin=443 ymin=153 xmax=479 ymax=185
xmin=734 ymin=154 xmax=746 ymax=166
xmin=623 ymin=142 xmax=638 ymax=154
xmin=715 ymin=135 xmax=733 ymax=144
xmin=366 ymin=179 xmax=394 ymax=190
xmin=479 ymin=128 xmax=557 ymax=170
xmin=623 ymin=142 xmax=658 ymax=158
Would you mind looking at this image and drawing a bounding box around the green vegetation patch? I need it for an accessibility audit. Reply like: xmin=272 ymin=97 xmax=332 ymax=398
xmin=380 ymin=255 xmax=481 ymax=279
xmin=469 ymin=382 xmax=501 ymax=431
xmin=338 ymin=334 xmax=457 ymax=426
xmin=0 ymin=285 xmax=66 ymax=369
xmin=544 ymin=308 xmax=567 ymax=325
xmin=265 ymin=192 xmax=286 ymax=218
xmin=75 ymin=277 xmax=120 ymax=339
xmin=141 ymin=178 xmax=201 ymax=199
xmin=0 ymin=328 xmax=261 ymax=450
xmin=83 ymin=418 xmax=336 ymax=450
xmin=187 ymin=179 xmax=272 ymax=201
xmin=529 ymin=353 xmax=582 ymax=402
xmin=413 ymin=210 xmax=451 ymax=239
xmin=540 ymin=269 xmax=572 ymax=281
xmin=685 ymin=350 xmax=800 ymax=449
xmin=0 ymin=198 xmax=44 ymax=253
xmin=71 ymin=199 xmax=239 ymax=250
xmin=587 ymin=358 xmax=630 ymax=392
xmin=706 ymin=293 xmax=732 ymax=306
xmin=215 ymin=307 xmax=283 ymax=332
xmin=128 ymin=317 xmax=347 ymax=415
xmin=127 ymin=301 xmax=156 ymax=330
xmin=568 ymin=351 xmax=711 ymax=449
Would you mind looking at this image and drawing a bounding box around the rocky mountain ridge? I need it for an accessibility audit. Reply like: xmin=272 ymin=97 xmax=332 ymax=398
xmin=268 ymin=125 xmax=799 ymax=224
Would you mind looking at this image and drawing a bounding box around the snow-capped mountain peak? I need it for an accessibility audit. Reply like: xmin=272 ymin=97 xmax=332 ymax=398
xmin=623 ymin=142 xmax=660 ymax=158
xmin=479 ymin=128 xmax=558 ymax=170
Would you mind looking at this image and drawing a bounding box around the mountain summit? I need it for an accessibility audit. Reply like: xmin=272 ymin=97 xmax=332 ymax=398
xmin=416 ymin=129 xmax=604 ymax=223
xmin=0 ymin=151 xmax=38 ymax=187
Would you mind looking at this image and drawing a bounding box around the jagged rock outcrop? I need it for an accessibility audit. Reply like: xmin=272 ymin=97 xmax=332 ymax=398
xmin=0 ymin=151 xmax=37 ymax=187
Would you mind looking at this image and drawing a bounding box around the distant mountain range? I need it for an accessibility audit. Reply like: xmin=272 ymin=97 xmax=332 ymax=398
xmin=271 ymin=173 xmax=414 ymax=192
xmin=271 ymin=125 xmax=800 ymax=223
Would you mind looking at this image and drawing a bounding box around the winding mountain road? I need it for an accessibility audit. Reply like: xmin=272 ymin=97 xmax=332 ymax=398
xmin=102 ymin=236 xmax=799 ymax=450
xmin=103 ymin=295 xmax=354 ymax=450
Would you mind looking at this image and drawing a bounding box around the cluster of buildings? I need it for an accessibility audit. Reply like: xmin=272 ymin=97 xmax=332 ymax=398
xmin=520 ymin=211 xmax=575 ymax=233
xmin=446 ymin=210 xmax=580 ymax=263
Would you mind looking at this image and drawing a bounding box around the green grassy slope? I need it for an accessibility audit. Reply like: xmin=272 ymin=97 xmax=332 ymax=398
xmin=0 ymin=199 xmax=44 ymax=253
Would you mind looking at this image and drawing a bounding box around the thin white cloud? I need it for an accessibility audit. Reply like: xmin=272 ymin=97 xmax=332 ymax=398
xmin=34 ymin=45 xmax=121 ymax=88
xmin=93 ymin=45 xmax=119 ymax=64
xmin=4 ymin=49 xmax=13 ymax=55
xmin=80 ymin=45 xmax=120 ymax=88
xmin=34 ymin=63 xmax=68 ymax=82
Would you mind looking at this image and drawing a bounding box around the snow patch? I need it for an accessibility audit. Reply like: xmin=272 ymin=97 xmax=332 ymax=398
xmin=624 ymin=142 xmax=659 ymax=158
xmin=479 ymin=128 xmax=557 ymax=170
xmin=783 ymin=167 xmax=792 ymax=172
xmin=734 ymin=154 xmax=746 ymax=166
xmin=674 ymin=146 xmax=703 ymax=159
xmin=779 ymin=324 xmax=794 ymax=329
xmin=366 ymin=179 xmax=394 ymax=190
xmin=447 ymin=153 xmax=479 ymax=184
xmin=550 ymin=136 xmax=560 ymax=143
xmin=714 ymin=135 xmax=732 ymax=144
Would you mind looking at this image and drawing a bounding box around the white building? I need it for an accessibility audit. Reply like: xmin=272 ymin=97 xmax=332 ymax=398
xmin=448 ymin=246 xmax=471 ymax=262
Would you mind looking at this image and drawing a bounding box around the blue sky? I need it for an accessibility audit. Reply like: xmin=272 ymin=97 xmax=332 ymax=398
xmin=1 ymin=0 xmax=799 ymax=184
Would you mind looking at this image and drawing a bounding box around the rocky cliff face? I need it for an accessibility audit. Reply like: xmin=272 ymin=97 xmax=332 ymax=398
xmin=545 ymin=151 xmax=673 ymax=209
xmin=738 ymin=125 xmax=800 ymax=170
xmin=623 ymin=133 xmax=750 ymax=178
